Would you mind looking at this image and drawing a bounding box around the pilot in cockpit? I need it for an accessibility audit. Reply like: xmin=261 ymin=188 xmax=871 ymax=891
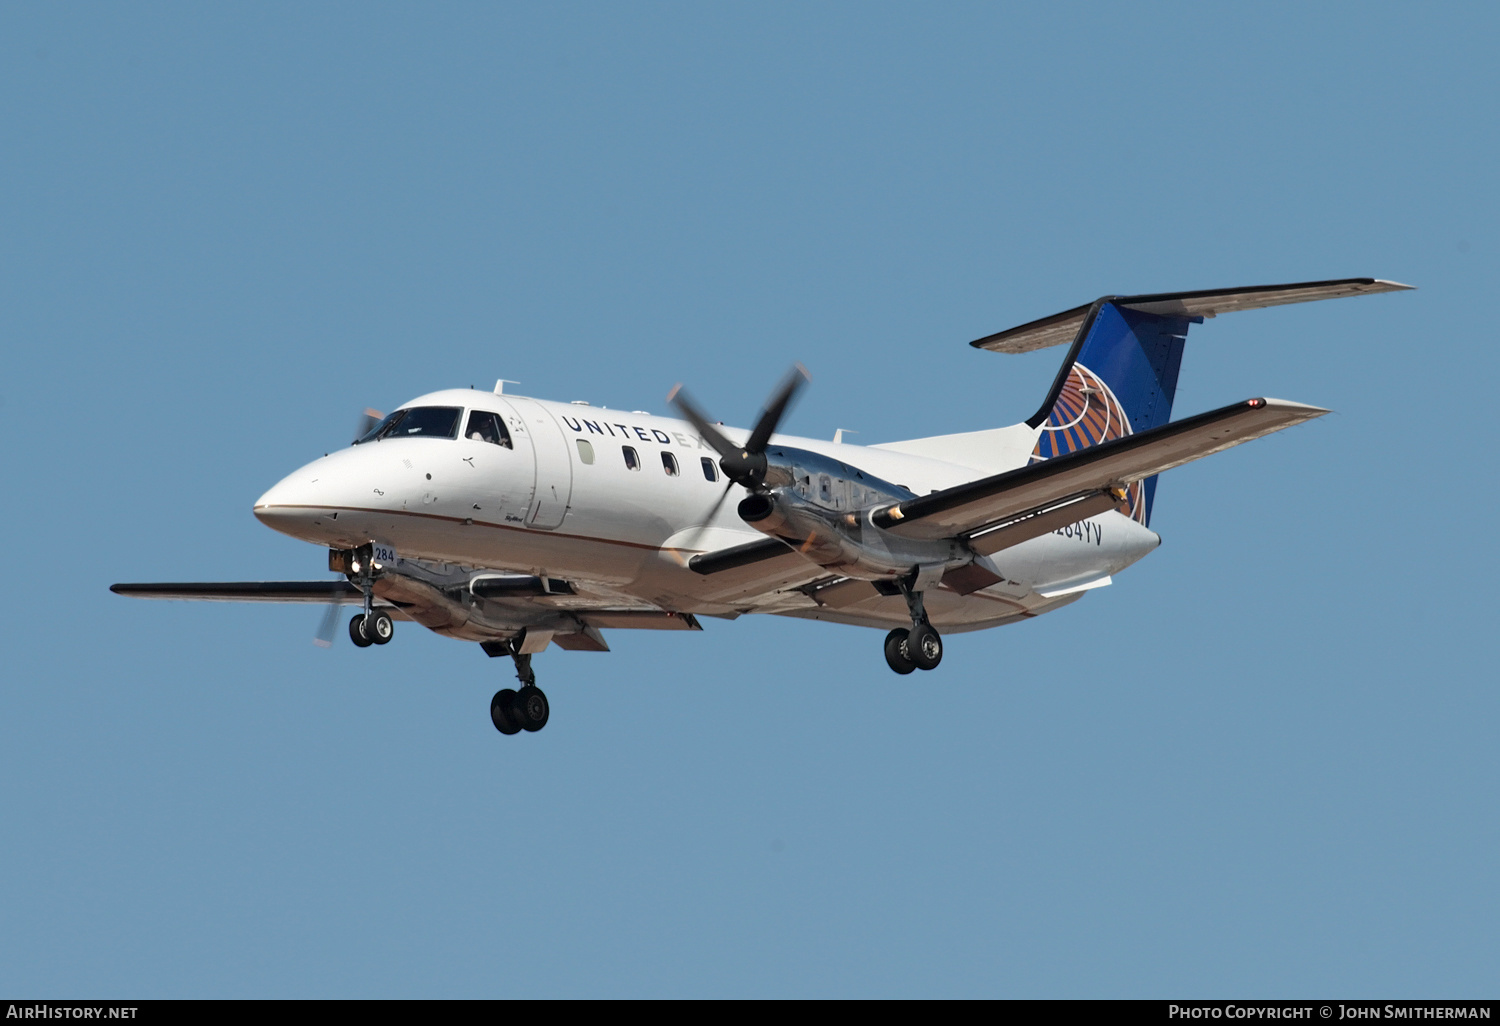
xmin=465 ymin=409 xmax=510 ymax=448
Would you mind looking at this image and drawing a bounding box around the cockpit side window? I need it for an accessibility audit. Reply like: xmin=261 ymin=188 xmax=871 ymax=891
xmin=464 ymin=409 xmax=512 ymax=448
xmin=362 ymin=406 xmax=462 ymax=442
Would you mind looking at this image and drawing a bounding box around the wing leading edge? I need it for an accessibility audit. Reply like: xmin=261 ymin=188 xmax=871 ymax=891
xmin=110 ymin=581 xmax=364 ymax=602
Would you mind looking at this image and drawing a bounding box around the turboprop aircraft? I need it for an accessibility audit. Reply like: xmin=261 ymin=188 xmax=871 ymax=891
xmin=113 ymin=278 xmax=1410 ymax=736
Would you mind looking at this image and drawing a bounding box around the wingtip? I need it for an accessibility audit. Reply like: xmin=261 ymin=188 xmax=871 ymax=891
xmin=1254 ymin=397 xmax=1333 ymax=417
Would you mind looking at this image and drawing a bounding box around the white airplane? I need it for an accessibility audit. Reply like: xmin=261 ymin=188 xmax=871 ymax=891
xmin=114 ymin=279 xmax=1409 ymax=736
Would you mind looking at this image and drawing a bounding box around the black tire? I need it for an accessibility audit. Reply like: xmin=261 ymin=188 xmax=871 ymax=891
xmin=910 ymin=623 xmax=943 ymax=671
xmin=349 ymin=614 xmax=373 ymax=648
xmin=367 ymin=610 xmax=394 ymax=645
xmin=491 ymin=689 xmax=522 ymax=735
xmin=512 ymin=685 xmax=550 ymax=732
xmin=884 ymin=628 xmax=916 ymax=675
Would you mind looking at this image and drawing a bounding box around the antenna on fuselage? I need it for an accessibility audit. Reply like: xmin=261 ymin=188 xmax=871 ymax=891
xmin=494 ymin=379 xmax=521 ymax=395
xmin=834 ymin=428 xmax=857 ymax=444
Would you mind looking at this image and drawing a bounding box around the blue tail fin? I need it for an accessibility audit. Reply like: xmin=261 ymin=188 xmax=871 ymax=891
xmin=969 ymin=280 xmax=1413 ymax=527
xmin=1027 ymin=300 xmax=1196 ymax=526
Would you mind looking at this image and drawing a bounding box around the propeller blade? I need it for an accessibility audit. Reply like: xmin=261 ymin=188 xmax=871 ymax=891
xmin=314 ymin=590 xmax=342 ymax=648
xmin=353 ymin=408 xmax=384 ymax=444
xmin=666 ymin=385 xmax=737 ymax=459
xmin=665 ymin=480 xmax=736 ymax=567
xmin=745 ymin=364 xmax=810 ymax=454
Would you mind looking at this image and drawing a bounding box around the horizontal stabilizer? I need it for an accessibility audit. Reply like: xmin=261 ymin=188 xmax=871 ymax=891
xmin=972 ymin=278 xmax=1412 ymax=354
xmin=872 ymin=397 xmax=1328 ymax=542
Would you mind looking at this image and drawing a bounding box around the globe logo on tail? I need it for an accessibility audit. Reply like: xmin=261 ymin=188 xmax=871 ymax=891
xmin=1030 ymin=363 xmax=1146 ymax=523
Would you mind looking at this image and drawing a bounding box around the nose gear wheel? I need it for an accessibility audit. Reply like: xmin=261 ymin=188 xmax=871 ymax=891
xmin=349 ymin=614 xmax=373 ymax=648
xmin=365 ymin=610 xmax=394 ymax=644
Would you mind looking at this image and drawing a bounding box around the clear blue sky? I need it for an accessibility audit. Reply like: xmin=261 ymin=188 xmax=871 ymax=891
xmin=2 ymin=2 xmax=1495 ymax=998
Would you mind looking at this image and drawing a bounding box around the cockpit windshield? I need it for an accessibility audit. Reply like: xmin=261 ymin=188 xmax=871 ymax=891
xmin=354 ymin=406 xmax=462 ymax=443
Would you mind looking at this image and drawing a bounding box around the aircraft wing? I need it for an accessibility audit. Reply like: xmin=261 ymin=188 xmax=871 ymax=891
xmin=871 ymin=397 xmax=1327 ymax=552
xmin=110 ymin=577 xmax=704 ymax=652
xmin=110 ymin=581 xmax=367 ymax=602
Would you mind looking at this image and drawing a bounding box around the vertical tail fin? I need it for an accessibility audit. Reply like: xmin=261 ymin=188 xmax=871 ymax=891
xmin=969 ymin=280 xmax=1413 ymax=527
xmin=1027 ymin=300 xmax=1192 ymax=526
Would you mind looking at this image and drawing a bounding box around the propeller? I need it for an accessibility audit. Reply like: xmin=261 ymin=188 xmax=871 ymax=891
xmin=313 ymin=578 xmax=356 ymax=648
xmin=665 ymin=365 xmax=810 ymax=563
xmin=353 ymin=408 xmax=384 ymax=444
xmin=314 ymin=590 xmax=343 ymax=648
xmin=668 ymin=364 xmax=810 ymax=491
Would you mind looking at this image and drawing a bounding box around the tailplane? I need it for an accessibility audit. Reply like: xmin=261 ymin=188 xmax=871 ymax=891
xmin=972 ymin=279 xmax=1411 ymax=526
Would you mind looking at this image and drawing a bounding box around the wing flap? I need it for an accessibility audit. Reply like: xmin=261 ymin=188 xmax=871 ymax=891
xmin=967 ymin=489 xmax=1124 ymax=556
xmin=580 ymin=611 xmax=703 ymax=631
xmin=873 ymin=398 xmax=1328 ymax=540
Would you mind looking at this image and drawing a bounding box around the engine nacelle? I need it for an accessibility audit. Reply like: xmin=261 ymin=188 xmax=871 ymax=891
xmin=738 ymin=487 xmax=970 ymax=581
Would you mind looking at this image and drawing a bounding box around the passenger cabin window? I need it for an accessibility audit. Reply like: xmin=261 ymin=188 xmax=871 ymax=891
xmin=464 ymin=409 xmax=512 ymax=448
xmin=622 ymin=445 xmax=641 ymax=471
xmin=575 ymin=439 xmax=595 ymax=465
xmin=359 ymin=406 xmax=462 ymax=442
xmin=701 ymin=457 xmax=718 ymax=482
xmin=661 ymin=451 xmax=679 ymax=476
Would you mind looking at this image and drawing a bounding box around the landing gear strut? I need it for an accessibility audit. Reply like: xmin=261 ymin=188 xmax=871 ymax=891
xmin=882 ymin=574 xmax=943 ymax=674
xmin=489 ymin=635 xmax=550 ymax=735
xmin=347 ymin=556 xmax=393 ymax=647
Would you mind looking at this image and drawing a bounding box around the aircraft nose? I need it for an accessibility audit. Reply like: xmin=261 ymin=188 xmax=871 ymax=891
xmin=253 ymin=475 xmax=310 ymax=532
xmin=252 ymin=459 xmax=334 ymax=537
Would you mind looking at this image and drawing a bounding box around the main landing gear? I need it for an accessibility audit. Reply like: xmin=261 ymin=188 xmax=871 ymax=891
xmin=490 ymin=638 xmax=550 ymax=735
xmin=883 ymin=576 xmax=943 ymax=675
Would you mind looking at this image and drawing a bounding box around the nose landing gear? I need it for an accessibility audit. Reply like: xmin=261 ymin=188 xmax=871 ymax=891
xmin=344 ymin=545 xmax=394 ymax=648
xmin=882 ymin=575 xmax=943 ymax=674
xmin=349 ymin=610 xmax=394 ymax=647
